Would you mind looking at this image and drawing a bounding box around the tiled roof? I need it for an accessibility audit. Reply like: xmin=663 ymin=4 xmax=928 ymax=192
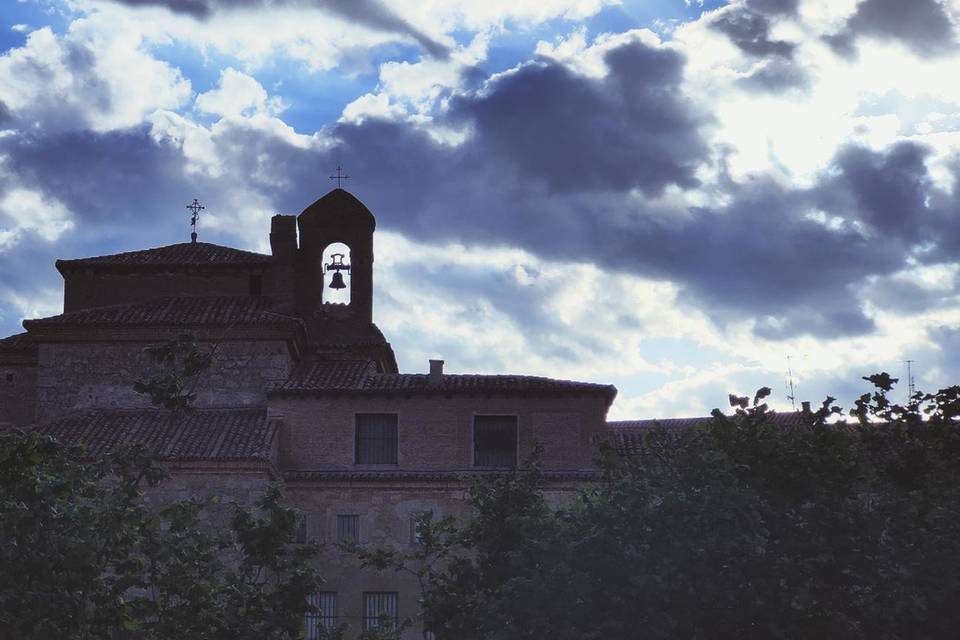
xmin=24 ymin=296 xmax=300 ymax=329
xmin=273 ymin=360 xmax=616 ymax=401
xmin=284 ymin=469 xmax=599 ymax=482
xmin=275 ymin=360 xmax=377 ymax=392
xmin=32 ymin=408 xmax=278 ymax=462
xmin=56 ymin=242 xmax=272 ymax=271
xmin=608 ymin=412 xmax=810 ymax=456
xmin=0 ymin=332 xmax=36 ymax=351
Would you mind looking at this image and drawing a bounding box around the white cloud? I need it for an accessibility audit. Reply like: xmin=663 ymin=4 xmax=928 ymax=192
xmin=0 ymin=25 xmax=190 ymax=132
xmin=195 ymin=67 xmax=286 ymax=118
xmin=0 ymin=188 xmax=74 ymax=249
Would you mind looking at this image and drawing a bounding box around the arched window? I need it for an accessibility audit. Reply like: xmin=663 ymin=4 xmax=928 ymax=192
xmin=321 ymin=242 xmax=351 ymax=305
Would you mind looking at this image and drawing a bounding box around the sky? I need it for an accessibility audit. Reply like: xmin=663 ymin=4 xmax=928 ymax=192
xmin=1 ymin=0 xmax=959 ymax=419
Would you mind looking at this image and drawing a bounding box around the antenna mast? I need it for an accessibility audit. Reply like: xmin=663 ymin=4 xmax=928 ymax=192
xmin=786 ymin=355 xmax=797 ymax=411
xmin=904 ymin=359 xmax=916 ymax=401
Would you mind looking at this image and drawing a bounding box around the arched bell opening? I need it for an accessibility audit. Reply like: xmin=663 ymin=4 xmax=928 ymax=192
xmin=321 ymin=242 xmax=352 ymax=305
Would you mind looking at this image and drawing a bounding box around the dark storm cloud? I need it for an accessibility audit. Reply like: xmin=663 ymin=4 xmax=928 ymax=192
xmin=449 ymin=42 xmax=708 ymax=195
xmin=2 ymin=128 xmax=197 ymax=231
xmin=2 ymin=39 xmax=954 ymax=341
xmin=745 ymin=0 xmax=798 ymax=15
xmin=100 ymin=0 xmax=450 ymax=58
xmin=710 ymin=4 xmax=796 ymax=58
xmin=825 ymin=0 xmax=956 ymax=58
xmin=863 ymin=277 xmax=958 ymax=314
xmin=924 ymin=326 xmax=960 ymax=382
xmin=813 ymin=141 xmax=938 ymax=244
xmin=737 ymin=58 xmax=808 ymax=92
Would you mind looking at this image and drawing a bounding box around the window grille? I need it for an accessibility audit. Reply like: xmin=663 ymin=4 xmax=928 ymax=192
xmin=410 ymin=514 xmax=425 ymax=544
xmin=363 ymin=592 xmax=398 ymax=630
xmin=355 ymin=413 xmax=398 ymax=464
xmin=305 ymin=592 xmax=337 ymax=639
xmin=294 ymin=512 xmax=308 ymax=544
xmin=473 ymin=415 xmax=518 ymax=467
xmin=337 ymin=514 xmax=360 ymax=542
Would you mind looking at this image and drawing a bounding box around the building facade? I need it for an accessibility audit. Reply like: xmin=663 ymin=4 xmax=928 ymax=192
xmin=0 ymin=188 xmax=626 ymax=638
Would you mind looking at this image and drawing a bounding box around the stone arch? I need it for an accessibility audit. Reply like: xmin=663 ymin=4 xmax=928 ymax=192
xmin=320 ymin=241 xmax=352 ymax=305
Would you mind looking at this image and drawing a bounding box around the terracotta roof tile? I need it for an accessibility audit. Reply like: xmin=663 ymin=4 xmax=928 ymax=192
xmin=56 ymin=242 xmax=271 ymax=272
xmin=284 ymin=469 xmax=599 ymax=482
xmin=32 ymin=408 xmax=277 ymax=462
xmin=275 ymin=360 xmax=377 ymax=392
xmin=273 ymin=360 xmax=616 ymax=400
xmin=24 ymin=296 xmax=300 ymax=328
xmin=0 ymin=332 xmax=36 ymax=352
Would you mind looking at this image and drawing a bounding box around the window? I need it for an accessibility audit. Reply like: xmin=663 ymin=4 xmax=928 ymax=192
xmin=337 ymin=514 xmax=360 ymax=542
xmin=305 ymin=592 xmax=337 ymax=639
xmin=248 ymin=274 xmax=262 ymax=296
xmin=473 ymin=415 xmax=518 ymax=467
xmin=363 ymin=592 xmax=398 ymax=630
xmin=355 ymin=413 xmax=398 ymax=464
xmin=410 ymin=513 xmax=427 ymax=545
xmin=294 ymin=512 xmax=308 ymax=544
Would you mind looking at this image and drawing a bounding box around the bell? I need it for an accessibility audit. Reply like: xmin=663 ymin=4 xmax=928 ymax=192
xmin=329 ymin=271 xmax=347 ymax=290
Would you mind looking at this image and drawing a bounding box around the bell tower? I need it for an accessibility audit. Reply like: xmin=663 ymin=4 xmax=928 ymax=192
xmin=297 ymin=188 xmax=375 ymax=325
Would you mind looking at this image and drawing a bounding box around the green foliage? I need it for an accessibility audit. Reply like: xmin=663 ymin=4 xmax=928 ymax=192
xmin=133 ymin=333 xmax=213 ymax=414
xmin=345 ymin=377 xmax=960 ymax=640
xmin=0 ymin=430 xmax=323 ymax=640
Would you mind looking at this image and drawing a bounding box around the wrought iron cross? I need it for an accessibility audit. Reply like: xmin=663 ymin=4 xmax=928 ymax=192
xmin=329 ymin=164 xmax=351 ymax=188
xmin=186 ymin=198 xmax=204 ymax=243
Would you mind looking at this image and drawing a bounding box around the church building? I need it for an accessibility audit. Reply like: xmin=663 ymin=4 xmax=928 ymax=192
xmin=0 ymin=188 xmax=632 ymax=638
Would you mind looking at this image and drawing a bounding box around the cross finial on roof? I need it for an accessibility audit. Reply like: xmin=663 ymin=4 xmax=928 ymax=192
xmin=186 ymin=198 xmax=204 ymax=243
xmin=328 ymin=164 xmax=351 ymax=189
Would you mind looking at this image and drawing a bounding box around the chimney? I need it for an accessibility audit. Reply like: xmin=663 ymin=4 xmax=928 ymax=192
xmin=269 ymin=215 xmax=297 ymax=313
xmin=429 ymin=359 xmax=444 ymax=386
xmin=801 ymin=401 xmax=811 ymax=413
xmin=270 ymin=215 xmax=297 ymax=261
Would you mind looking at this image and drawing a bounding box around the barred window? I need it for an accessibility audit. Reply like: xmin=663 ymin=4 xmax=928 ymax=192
xmin=305 ymin=592 xmax=337 ymax=639
xmin=355 ymin=413 xmax=398 ymax=464
xmin=473 ymin=415 xmax=518 ymax=467
xmin=363 ymin=592 xmax=398 ymax=630
xmin=337 ymin=514 xmax=360 ymax=542
xmin=294 ymin=512 xmax=308 ymax=544
xmin=410 ymin=513 xmax=427 ymax=545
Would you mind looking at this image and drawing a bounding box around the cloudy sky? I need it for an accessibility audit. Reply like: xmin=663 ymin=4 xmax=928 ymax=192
xmin=1 ymin=0 xmax=959 ymax=419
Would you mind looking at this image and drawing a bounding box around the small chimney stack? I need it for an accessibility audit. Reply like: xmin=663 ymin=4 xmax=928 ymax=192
xmin=801 ymin=401 xmax=811 ymax=413
xmin=429 ymin=359 xmax=444 ymax=386
xmin=270 ymin=215 xmax=297 ymax=261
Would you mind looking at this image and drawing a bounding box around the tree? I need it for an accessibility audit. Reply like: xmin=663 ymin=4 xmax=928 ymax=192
xmin=0 ymin=429 xmax=324 ymax=639
xmin=345 ymin=376 xmax=960 ymax=640
xmin=0 ymin=332 xmax=325 ymax=639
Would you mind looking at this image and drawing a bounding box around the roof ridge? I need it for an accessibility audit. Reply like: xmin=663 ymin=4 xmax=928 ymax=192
xmin=56 ymin=241 xmax=272 ymax=271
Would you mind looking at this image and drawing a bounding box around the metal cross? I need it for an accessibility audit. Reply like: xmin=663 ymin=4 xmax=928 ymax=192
xmin=186 ymin=198 xmax=204 ymax=243
xmin=328 ymin=164 xmax=351 ymax=188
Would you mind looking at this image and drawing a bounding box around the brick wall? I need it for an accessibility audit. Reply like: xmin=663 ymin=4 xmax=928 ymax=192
xmin=63 ymin=269 xmax=268 ymax=312
xmin=0 ymin=363 xmax=37 ymax=427
xmin=36 ymin=339 xmax=293 ymax=420
xmin=272 ymin=394 xmax=609 ymax=471
xmin=286 ymin=479 xmax=583 ymax=639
